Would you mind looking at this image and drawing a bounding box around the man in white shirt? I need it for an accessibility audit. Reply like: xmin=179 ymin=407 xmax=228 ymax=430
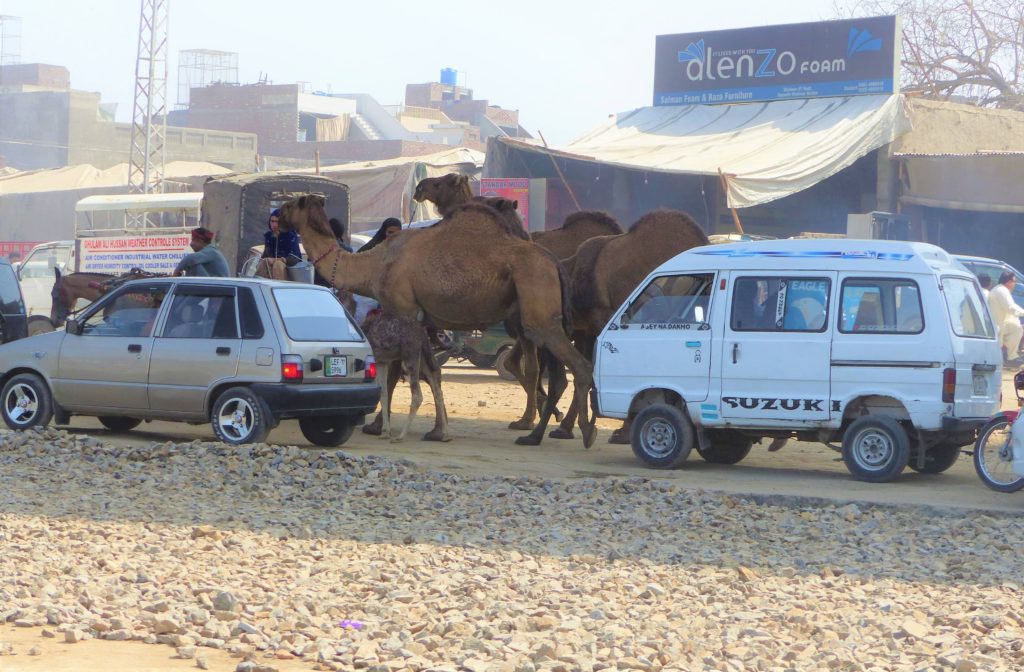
xmin=987 ymin=271 xmax=1024 ymax=364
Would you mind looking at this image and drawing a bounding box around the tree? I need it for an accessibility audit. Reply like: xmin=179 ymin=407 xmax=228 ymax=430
xmin=838 ymin=0 xmax=1024 ymax=110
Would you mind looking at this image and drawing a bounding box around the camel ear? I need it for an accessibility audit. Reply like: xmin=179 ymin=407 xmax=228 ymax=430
xmin=457 ymin=175 xmax=469 ymax=188
xmin=297 ymin=195 xmax=307 ymax=208
xmin=511 ymin=199 xmax=518 ymax=210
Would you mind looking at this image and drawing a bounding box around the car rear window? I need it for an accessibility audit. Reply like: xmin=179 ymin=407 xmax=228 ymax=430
xmin=942 ymin=276 xmax=995 ymax=339
xmin=272 ymin=287 xmax=361 ymax=342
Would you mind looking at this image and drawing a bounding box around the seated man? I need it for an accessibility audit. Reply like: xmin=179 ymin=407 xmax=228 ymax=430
xmin=166 ymin=303 xmax=204 ymax=338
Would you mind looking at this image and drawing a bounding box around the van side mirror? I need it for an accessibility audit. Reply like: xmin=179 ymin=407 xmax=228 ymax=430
xmin=65 ymin=318 xmax=81 ymax=335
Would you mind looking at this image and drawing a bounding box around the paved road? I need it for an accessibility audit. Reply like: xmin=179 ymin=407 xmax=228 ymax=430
xmin=61 ymin=362 xmax=1024 ymax=515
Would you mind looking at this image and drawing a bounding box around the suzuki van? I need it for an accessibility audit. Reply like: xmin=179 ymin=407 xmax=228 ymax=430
xmin=593 ymin=239 xmax=1001 ymax=482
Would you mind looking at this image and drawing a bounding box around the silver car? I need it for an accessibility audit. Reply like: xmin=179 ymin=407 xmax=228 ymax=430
xmin=0 ymin=277 xmax=380 ymax=446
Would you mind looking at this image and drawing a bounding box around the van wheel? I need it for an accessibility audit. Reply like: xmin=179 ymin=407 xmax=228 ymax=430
xmin=1 ymin=373 xmax=53 ymax=430
xmin=299 ymin=416 xmax=355 ymax=447
xmin=698 ymin=430 xmax=753 ymax=464
xmin=27 ymin=317 xmax=54 ymax=337
xmin=630 ymin=404 xmax=694 ymax=468
xmin=494 ymin=347 xmax=517 ymax=381
xmin=467 ymin=352 xmax=497 ymax=368
xmin=907 ymin=441 xmax=961 ymax=474
xmin=211 ymin=387 xmax=271 ymax=445
xmin=98 ymin=416 xmax=142 ymax=432
xmin=841 ymin=416 xmax=910 ymax=482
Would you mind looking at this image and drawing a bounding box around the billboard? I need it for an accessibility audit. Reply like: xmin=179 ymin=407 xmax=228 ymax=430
xmin=480 ymin=178 xmax=530 ymax=231
xmin=78 ymin=235 xmax=193 ymax=274
xmin=654 ymin=16 xmax=900 ymax=106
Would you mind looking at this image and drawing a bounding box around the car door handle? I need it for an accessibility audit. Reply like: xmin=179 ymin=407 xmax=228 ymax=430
xmin=732 ymin=342 xmax=739 ymax=364
xmin=216 ymin=347 xmax=231 ymax=356
xmin=127 ymin=344 xmax=142 ymax=353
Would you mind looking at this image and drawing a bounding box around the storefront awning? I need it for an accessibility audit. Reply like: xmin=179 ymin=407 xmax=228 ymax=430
xmin=502 ymin=94 xmax=910 ymax=208
xmin=897 ymin=153 xmax=1024 ymax=214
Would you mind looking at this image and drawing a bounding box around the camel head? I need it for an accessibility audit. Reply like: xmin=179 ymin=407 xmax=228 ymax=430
xmin=478 ymin=196 xmax=518 ymax=213
xmin=277 ymin=194 xmax=333 ymax=237
xmin=413 ymin=173 xmax=471 ymax=204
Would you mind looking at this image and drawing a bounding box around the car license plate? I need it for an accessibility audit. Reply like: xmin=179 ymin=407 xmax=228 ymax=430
xmin=973 ymin=373 xmax=987 ymax=396
xmin=325 ymin=355 xmax=347 ymax=377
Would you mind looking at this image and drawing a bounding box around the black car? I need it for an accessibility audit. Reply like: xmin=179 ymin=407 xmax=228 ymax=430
xmin=0 ymin=259 xmax=27 ymax=343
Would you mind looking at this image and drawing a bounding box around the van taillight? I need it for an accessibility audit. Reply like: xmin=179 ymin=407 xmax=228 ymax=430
xmin=365 ymin=356 xmax=377 ymax=381
xmin=281 ymin=355 xmax=303 ymax=382
xmin=942 ymin=368 xmax=956 ymax=403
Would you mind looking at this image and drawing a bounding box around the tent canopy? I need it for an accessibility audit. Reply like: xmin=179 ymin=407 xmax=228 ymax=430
xmin=499 ymin=94 xmax=909 ymax=208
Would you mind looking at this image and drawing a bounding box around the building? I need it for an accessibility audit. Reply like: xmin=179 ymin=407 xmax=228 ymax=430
xmin=0 ymin=63 xmax=257 ymax=172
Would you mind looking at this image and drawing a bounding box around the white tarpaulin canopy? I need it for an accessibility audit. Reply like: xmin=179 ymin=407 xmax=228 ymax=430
xmin=534 ymin=94 xmax=910 ymax=208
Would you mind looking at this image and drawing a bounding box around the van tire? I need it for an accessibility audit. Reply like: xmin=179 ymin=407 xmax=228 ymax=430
xmin=841 ymin=416 xmax=910 ymax=482
xmin=299 ymin=416 xmax=355 ymax=447
xmin=630 ymin=404 xmax=694 ymax=469
xmin=698 ymin=430 xmax=753 ymax=465
xmin=494 ymin=347 xmax=517 ymax=381
xmin=907 ymin=441 xmax=961 ymax=474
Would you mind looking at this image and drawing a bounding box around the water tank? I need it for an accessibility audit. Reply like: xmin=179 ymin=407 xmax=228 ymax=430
xmin=440 ymin=68 xmax=457 ymax=86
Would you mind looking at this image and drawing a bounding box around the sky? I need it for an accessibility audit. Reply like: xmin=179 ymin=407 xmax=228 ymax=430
xmin=0 ymin=0 xmax=840 ymax=145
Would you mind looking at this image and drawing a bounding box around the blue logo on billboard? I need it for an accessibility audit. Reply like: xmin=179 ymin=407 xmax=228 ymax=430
xmin=677 ymin=39 xmax=706 ymax=64
xmin=847 ymin=28 xmax=882 ymax=58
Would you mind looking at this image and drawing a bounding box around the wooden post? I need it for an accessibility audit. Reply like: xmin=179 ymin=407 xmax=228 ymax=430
xmin=539 ymin=131 xmax=583 ymax=212
xmin=718 ymin=168 xmax=744 ymax=234
xmin=315 ymin=150 xmax=321 ymax=175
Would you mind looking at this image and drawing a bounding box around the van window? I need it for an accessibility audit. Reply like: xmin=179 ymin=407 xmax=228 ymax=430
xmin=839 ymin=279 xmax=923 ymax=334
xmin=731 ymin=277 xmax=829 ymax=332
xmin=942 ymin=277 xmax=995 ymax=339
xmin=623 ymin=273 xmax=714 ymax=326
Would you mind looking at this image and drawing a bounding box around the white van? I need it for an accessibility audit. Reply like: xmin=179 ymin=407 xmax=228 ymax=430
xmin=593 ymin=239 xmax=1001 ymax=482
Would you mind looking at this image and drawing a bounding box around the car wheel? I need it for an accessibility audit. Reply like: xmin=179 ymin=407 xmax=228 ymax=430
xmin=1 ymin=372 xmax=54 ymax=430
xmin=841 ymin=416 xmax=910 ymax=483
xmin=973 ymin=417 xmax=1024 ymax=493
xmin=698 ymin=429 xmax=753 ymax=464
xmin=630 ymin=403 xmax=694 ymax=469
xmin=907 ymin=440 xmax=961 ymax=474
xmin=98 ymin=416 xmax=142 ymax=432
xmin=299 ymin=416 xmax=356 ymax=447
xmin=467 ymin=351 xmax=497 ymax=368
xmin=494 ymin=347 xmax=517 ymax=381
xmin=211 ymin=387 xmax=271 ymax=445
xmin=27 ymin=317 xmax=54 ymax=337
xmin=434 ymin=350 xmax=451 ymax=367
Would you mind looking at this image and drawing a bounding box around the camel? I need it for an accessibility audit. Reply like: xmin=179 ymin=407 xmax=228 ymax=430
xmin=545 ymin=209 xmax=710 ymax=444
xmin=50 ymin=268 xmax=158 ymax=326
xmin=277 ymin=194 xmax=597 ymax=447
xmin=413 ymin=173 xmax=474 ymax=216
xmin=361 ymin=310 xmax=449 ymax=442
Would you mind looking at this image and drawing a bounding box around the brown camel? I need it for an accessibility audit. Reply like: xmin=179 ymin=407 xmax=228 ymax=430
xmin=548 ymin=209 xmax=710 ymax=443
xmin=277 ymin=194 xmax=597 ymax=447
xmin=413 ymin=173 xmax=474 ymax=216
xmin=361 ymin=310 xmax=449 ymax=442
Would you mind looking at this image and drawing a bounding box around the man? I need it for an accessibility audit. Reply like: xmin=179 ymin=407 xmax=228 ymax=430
xmin=987 ymin=271 xmax=1024 ymax=365
xmin=174 ymin=227 xmax=230 ymax=278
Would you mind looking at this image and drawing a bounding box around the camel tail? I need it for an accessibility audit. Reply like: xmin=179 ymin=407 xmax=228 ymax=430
xmin=557 ymin=257 xmax=573 ymax=336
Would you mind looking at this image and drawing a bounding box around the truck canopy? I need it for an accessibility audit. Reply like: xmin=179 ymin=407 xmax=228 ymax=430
xmin=75 ymin=192 xmax=202 ymax=237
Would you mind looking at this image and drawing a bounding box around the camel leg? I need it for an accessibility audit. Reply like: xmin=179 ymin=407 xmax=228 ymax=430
xmin=363 ymin=363 xmax=402 ymax=435
xmin=421 ymin=358 xmax=451 ymax=442
xmin=377 ymin=362 xmax=393 ymax=440
xmin=392 ymin=358 xmax=422 ymax=443
xmin=515 ymin=347 xmax=568 ymax=447
xmin=550 ymin=337 xmax=592 ymax=440
xmin=515 ymin=329 xmax=594 ymax=448
xmin=508 ymin=339 xmax=541 ymax=430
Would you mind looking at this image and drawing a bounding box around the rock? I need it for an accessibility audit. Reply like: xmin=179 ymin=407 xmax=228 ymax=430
xmin=65 ymin=629 xmax=82 ymax=643
xmin=196 ymin=657 xmax=209 ymax=670
xmin=899 ymin=619 xmax=931 ymax=639
xmin=213 ymin=591 xmax=239 ymax=613
xmin=736 ymin=566 xmax=758 ymax=582
xmin=28 ymin=645 xmax=41 ymax=656
xmin=41 ymin=629 xmax=56 ymax=638
xmin=177 ymin=645 xmax=196 ymax=659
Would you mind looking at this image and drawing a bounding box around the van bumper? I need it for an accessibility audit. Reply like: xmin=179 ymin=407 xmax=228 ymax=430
xmin=941 ymin=416 xmax=987 ymax=432
xmin=251 ymin=382 xmax=381 ymax=419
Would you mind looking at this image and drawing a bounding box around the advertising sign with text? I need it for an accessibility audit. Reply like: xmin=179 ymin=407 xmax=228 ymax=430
xmin=78 ymin=235 xmax=193 ymax=274
xmin=654 ymin=15 xmax=899 ymax=106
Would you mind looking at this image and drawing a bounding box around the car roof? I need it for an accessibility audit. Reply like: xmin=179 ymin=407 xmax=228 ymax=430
xmin=118 ymin=276 xmax=329 ymax=291
xmin=954 ymin=254 xmax=1012 ymax=266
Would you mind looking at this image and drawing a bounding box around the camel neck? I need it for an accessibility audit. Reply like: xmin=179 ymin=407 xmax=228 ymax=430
xmin=302 ymin=233 xmax=381 ymax=299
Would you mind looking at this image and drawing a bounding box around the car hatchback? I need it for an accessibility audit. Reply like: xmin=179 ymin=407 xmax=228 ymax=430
xmin=0 ymin=277 xmax=379 ymax=446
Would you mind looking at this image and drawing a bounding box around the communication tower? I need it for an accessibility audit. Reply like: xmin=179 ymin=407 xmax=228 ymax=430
xmin=128 ymin=0 xmax=169 ymax=196
xmin=176 ymin=49 xmax=238 ymax=108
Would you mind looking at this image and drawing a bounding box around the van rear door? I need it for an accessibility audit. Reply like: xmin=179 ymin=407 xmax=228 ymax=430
xmin=940 ymin=276 xmax=1001 ymax=418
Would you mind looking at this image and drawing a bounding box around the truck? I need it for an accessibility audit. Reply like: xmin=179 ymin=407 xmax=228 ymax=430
xmin=18 ymin=192 xmax=201 ymax=335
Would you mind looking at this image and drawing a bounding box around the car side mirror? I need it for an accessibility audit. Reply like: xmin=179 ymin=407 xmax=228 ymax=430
xmin=65 ymin=318 xmax=81 ymax=335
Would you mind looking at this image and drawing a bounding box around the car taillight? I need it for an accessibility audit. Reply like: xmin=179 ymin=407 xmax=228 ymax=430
xmin=365 ymin=356 xmax=377 ymax=381
xmin=281 ymin=355 xmax=303 ymax=382
xmin=942 ymin=367 xmax=956 ymax=403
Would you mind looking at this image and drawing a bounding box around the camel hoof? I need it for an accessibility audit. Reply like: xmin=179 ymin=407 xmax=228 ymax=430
xmin=508 ymin=419 xmax=535 ymax=430
xmin=582 ymin=424 xmax=597 ymax=449
xmin=378 ymin=433 xmax=391 ymax=441
xmin=553 ymin=409 xmax=565 ymax=422
xmin=608 ymin=429 xmax=631 ymax=445
xmin=548 ymin=428 xmax=575 ymax=440
xmin=515 ymin=435 xmax=542 ymax=446
xmin=362 ymin=417 xmax=383 ymax=436
xmin=423 ymin=430 xmax=451 ymax=442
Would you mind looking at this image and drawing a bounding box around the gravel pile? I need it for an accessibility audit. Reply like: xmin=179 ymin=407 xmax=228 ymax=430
xmin=0 ymin=426 xmax=1022 ymax=671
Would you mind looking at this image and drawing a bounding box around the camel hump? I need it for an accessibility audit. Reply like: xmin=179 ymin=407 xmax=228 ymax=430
xmin=445 ymin=201 xmax=529 ymax=240
xmin=562 ymin=210 xmax=623 ymax=235
xmin=628 ymin=209 xmax=708 ymax=243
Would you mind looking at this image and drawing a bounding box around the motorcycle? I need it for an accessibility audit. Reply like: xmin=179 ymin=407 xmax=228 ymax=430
xmin=974 ymin=370 xmax=1024 ymax=492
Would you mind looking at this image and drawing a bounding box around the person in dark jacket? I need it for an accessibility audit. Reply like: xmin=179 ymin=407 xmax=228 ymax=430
xmin=357 ymin=217 xmax=402 ymax=253
xmin=261 ymin=208 xmax=302 ymax=260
